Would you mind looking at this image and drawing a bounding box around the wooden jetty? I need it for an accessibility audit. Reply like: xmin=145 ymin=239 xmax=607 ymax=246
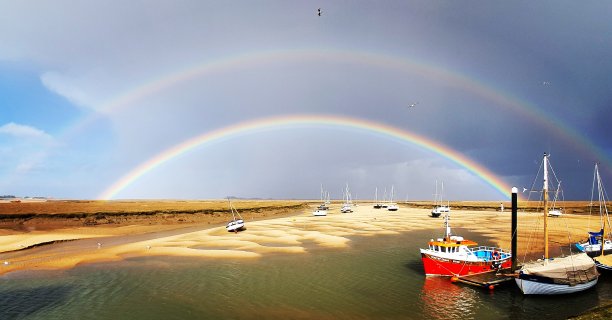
xmin=453 ymin=268 xmax=515 ymax=290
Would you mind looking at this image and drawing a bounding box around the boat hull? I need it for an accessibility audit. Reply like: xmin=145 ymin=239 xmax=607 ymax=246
xmin=515 ymin=276 xmax=598 ymax=295
xmin=312 ymin=210 xmax=327 ymax=216
xmin=421 ymin=252 xmax=511 ymax=276
xmin=575 ymin=242 xmax=612 ymax=257
xmin=226 ymin=220 xmax=245 ymax=232
xmin=594 ymin=260 xmax=612 ymax=272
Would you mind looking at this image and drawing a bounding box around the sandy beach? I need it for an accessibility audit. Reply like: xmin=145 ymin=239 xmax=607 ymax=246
xmin=0 ymin=201 xmax=604 ymax=276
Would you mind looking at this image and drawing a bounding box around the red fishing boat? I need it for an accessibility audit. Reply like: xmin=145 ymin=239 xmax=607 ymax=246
xmin=420 ymin=213 xmax=512 ymax=276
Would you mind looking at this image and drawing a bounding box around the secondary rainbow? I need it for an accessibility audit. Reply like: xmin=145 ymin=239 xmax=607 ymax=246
xmin=98 ymin=114 xmax=513 ymax=200
xmin=62 ymin=48 xmax=611 ymax=171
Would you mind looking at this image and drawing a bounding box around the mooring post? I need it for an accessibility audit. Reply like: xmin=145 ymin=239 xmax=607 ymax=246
xmin=511 ymin=187 xmax=518 ymax=272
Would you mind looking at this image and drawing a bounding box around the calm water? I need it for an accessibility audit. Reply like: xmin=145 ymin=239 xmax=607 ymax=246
xmin=1 ymin=229 xmax=610 ymax=320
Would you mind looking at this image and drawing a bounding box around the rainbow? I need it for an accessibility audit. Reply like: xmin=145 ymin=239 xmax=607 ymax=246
xmin=62 ymin=48 xmax=611 ymax=170
xmin=98 ymin=114 xmax=513 ymax=200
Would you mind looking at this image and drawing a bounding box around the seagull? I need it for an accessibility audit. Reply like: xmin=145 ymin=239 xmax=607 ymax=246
xmin=408 ymin=102 xmax=419 ymax=108
xmin=317 ymin=8 xmax=322 ymax=16
xmin=522 ymin=187 xmax=528 ymax=193
xmin=542 ymin=81 xmax=551 ymax=86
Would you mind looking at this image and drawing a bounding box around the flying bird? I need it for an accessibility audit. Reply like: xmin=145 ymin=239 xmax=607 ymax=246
xmin=407 ymin=102 xmax=419 ymax=108
xmin=317 ymin=8 xmax=322 ymax=16
xmin=542 ymin=81 xmax=551 ymax=86
xmin=522 ymin=187 xmax=528 ymax=193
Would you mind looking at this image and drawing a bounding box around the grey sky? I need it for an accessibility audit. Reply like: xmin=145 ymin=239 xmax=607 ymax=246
xmin=0 ymin=1 xmax=611 ymax=200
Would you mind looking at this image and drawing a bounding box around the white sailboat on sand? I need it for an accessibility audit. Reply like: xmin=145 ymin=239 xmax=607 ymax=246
xmin=387 ymin=185 xmax=399 ymax=211
xmin=548 ymin=181 xmax=563 ymax=217
xmin=313 ymin=185 xmax=328 ymax=216
xmin=431 ymin=181 xmax=449 ymax=218
xmin=515 ymin=153 xmax=599 ymax=294
xmin=576 ymin=163 xmax=612 ymax=270
xmin=226 ymin=198 xmax=246 ymax=233
xmin=341 ymin=184 xmax=353 ymax=213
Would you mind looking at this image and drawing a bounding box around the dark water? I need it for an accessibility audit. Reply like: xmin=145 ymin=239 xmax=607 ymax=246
xmin=1 ymin=229 xmax=610 ymax=320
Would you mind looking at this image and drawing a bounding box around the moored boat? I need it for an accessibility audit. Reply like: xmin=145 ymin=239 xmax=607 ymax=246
xmin=312 ymin=208 xmax=328 ymax=216
xmin=514 ymin=153 xmax=599 ymax=294
xmin=387 ymin=185 xmax=399 ymax=211
xmin=420 ymin=213 xmax=511 ymax=276
xmin=226 ymin=198 xmax=246 ymax=232
xmin=575 ymin=163 xmax=612 ymax=259
xmin=341 ymin=184 xmax=353 ymax=213
xmin=373 ymin=187 xmax=382 ymax=209
xmin=431 ymin=181 xmax=449 ymax=218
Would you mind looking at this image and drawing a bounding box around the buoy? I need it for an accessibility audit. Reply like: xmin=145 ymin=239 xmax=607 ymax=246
xmin=488 ymin=285 xmax=495 ymax=290
xmin=451 ymin=276 xmax=458 ymax=283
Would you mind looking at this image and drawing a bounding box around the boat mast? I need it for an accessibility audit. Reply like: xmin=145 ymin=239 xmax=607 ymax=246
xmin=543 ymin=153 xmax=549 ymax=260
xmin=375 ymin=187 xmax=378 ymax=204
xmin=227 ymin=197 xmax=237 ymax=221
xmin=595 ymin=163 xmax=608 ymax=256
xmin=433 ymin=180 xmax=438 ymax=207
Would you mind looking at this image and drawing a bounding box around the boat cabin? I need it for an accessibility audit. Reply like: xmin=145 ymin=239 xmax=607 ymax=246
xmin=427 ymin=236 xmax=478 ymax=253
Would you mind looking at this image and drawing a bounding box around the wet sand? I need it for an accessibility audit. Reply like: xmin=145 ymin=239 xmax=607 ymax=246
xmin=0 ymin=202 xmax=602 ymax=276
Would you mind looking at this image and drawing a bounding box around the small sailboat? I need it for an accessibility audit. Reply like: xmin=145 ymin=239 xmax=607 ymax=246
xmin=387 ymin=185 xmax=399 ymax=211
xmin=576 ymin=163 xmax=612 ymax=263
xmin=373 ymin=187 xmax=382 ymax=209
xmin=317 ymin=184 xmax=329 ymax=211
xmin=431 ymin=181 xmax=449 ymax=218
xmin=420 ymin=212 xmax=511 ymax=276
xmin=341 ymin=184 xmax=353 ymax=213
xmin=225 ymin=198 xmax=246 ymax=232
xmin=548 ymin=181 xmax=563 ymax=217
xmin=381 ymin=187 xmax=388 ymax=208
xmin=514 ymin=153 xmax=599 ymax=295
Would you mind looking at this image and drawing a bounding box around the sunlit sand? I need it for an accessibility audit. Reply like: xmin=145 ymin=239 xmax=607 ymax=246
xmin=0 ymin=203 xmax=602 ymax=276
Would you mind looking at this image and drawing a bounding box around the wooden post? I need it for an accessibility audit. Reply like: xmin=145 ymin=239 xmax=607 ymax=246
xmin=511 ymin=187 xmax=518 ymax=272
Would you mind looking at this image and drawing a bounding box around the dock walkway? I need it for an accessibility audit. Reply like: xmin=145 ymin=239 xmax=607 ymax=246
xmin=454 ymin=268 xmax=515 ymax=289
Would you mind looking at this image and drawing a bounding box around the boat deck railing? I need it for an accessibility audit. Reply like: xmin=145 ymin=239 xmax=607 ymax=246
xmin=472 ymin=246 xmax=511 ymax=261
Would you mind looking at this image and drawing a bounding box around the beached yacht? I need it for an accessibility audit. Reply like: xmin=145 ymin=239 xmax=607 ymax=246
xmin=431 ymin=181 xmax=449 ymax=217
xmin=420 ymin=212 xmax=511 ymax=276
xmin=226 ymin=198 xmax=246 ymax=232
xmin=341 ymin=184 xmax=353 ymax=213
xmin=387 ymin=185 xmax=399 ymax=211
xmin=313 ymin=208 xmax=328 ymax=216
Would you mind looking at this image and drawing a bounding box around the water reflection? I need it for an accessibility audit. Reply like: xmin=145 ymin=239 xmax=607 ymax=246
xmin=420 ymin=277 xmax=480 ymax=319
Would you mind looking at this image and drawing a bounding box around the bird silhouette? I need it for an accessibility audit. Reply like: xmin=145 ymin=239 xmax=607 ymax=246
xmin=317 ymin=8 xmax=322 ymax=16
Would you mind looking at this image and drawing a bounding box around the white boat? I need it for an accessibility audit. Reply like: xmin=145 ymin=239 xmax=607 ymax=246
xmin=576 ymin=163 xmax=612 ymax=260
xmin=312 ymin=209 xmax=328 ymax=216
xmin=341 ymin=184 xmax=353 ymax=213
xmin=387 ymin=185 xmax=398 ymax=211
xmin=317 ymin=184 xmax=329 ymax=211
xmin=225 ymin=198 xmax=246 ymax=233
xmin=547 ymin=181 xmax=563 ymax=217
xmin=431 ymin=181 xmax=449 ymax=217
xmin=515 ymin=153 xmax=599 ymax=294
